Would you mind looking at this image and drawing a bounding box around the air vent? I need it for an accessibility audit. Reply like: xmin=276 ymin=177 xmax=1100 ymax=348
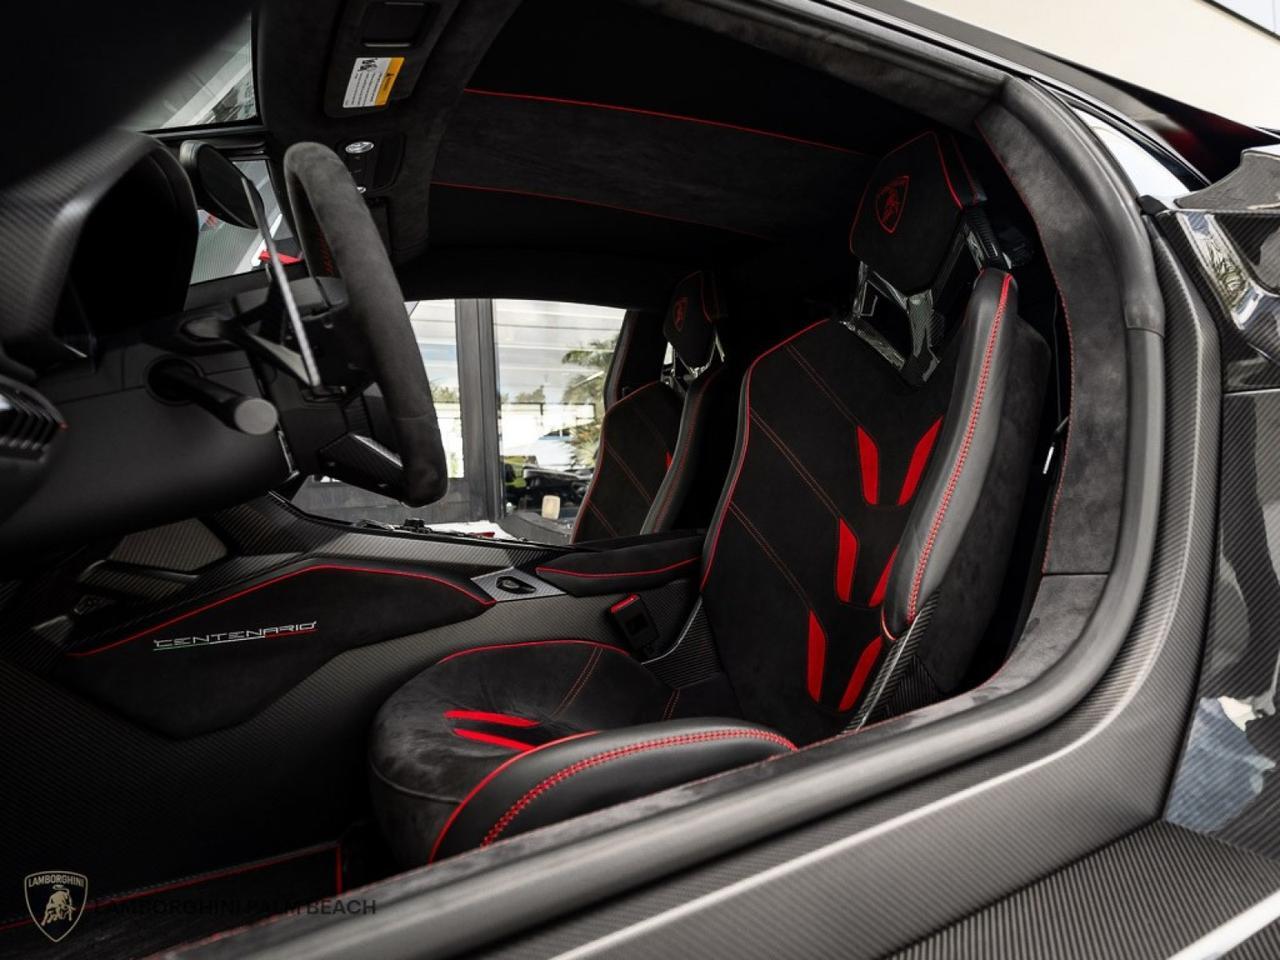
xmin=0 ymin=377 xmax=63 ymax=460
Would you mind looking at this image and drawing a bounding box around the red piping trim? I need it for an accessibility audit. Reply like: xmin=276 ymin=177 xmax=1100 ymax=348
xmin=431 ymin=180 xmax=768 ymax=240
xmin=334 ymin=844 xmax=343 ymax=895
xmin=437 ymin=639 xmax=626 ymax=667
xmin=452 ymin=729 xmax=536 ymax=752
xmin=898 ymin=417 xmax=943 ymax=505
xmin=609 ymin=594 xmax=640 ymax=615
xmin=428 ymin=731 xmax=599 ymax=863
xmin=0 ymin=842 xmax=339 ymax=931
xmin=444 ymin=709 xmax=539 ymax=728
xmin=462 ymin=88 xmax=862 ymax=155
xmin=536 ymin=555 xmax=697 ymax=580
xmin=480 ymin=729 xmax=797 ymax=847
xmin=908 ymin=272 xmax=1012 ymax=620
xmin=67 ymin=564 xmax=493 ymax=658
xmin=701 ymin=319 xmax=831 ymax=589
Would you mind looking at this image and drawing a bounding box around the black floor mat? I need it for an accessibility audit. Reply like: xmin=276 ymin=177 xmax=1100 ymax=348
xmin=0 ymin=842 xmax=342 ymax=960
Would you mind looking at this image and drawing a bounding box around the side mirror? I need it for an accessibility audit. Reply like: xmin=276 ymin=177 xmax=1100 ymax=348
xmin=178 ymin=140 xmax=259 ymax=229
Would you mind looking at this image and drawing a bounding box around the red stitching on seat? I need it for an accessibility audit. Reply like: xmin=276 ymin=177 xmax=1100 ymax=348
xmin=847 ymin=130 xmax=965 ymax=252
xmin=480 ymin=729 xmax=796 ymax=848
xmin=975 ymin=120 xmax=1074 ymax=576
xmin=436 ymin=639 xmax=627 ymax=667
xmin=427 ymin=731 xmax=600 ymax=863
xmin=68 ymin=564 xmax=494 ymax=658
xmin=701 ymin=319 xmax=830 ymax=589
xmin=572 ymin=381 xmax=666 ymax=542
xmin=535 ymin=556 xmax=697 ymax=580
xmin=907 ymin=272 xmax=1012 ymax=621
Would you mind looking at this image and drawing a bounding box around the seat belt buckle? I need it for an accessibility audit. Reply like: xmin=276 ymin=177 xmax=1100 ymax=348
xmin=609 ymin=594 xmax=661 ymax=659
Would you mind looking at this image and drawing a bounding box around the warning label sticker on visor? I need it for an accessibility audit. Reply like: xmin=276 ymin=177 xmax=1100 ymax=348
xmin=343 ymin=56 xmax=404 ymax=109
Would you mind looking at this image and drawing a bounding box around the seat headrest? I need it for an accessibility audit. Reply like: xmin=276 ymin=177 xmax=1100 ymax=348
xmin=848 ymin=131 xmax=985 ymax=295
xmin=663 ymin=270 xmax=726 ymax=369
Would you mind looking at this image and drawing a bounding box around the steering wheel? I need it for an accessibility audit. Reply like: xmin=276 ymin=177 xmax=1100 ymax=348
xmin=282 ymin=142 xmax=446 ymax=506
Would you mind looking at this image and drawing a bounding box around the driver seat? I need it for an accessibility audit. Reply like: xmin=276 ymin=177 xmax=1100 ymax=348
xmin=369 ymin=131 xmax=1050 ymax=865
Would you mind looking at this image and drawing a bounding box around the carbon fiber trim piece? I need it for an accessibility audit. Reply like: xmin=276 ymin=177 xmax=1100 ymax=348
xmin=896 ymin=822 xmax=1280 ymax=959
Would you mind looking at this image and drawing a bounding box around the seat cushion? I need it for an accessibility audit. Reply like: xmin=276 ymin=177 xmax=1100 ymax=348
xmin=368 ymin=639 xmax=776 ymax=865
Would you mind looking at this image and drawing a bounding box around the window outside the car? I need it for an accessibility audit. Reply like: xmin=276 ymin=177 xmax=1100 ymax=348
xmin=495 ymin=300 xmax=626 ymax=539
xmin=126 ymin=17 xmax=256 ymax=131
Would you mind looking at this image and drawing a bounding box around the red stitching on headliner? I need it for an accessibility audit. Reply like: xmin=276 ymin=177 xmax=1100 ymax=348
xmin=701 ymin=319 xmax=830 ymax=589
xmin=480 ymin=729 xmax=796 ymax=847
xmin=908 ymin=272 xmax=1012 ymax=620
xmin=68 ymin=564 xmax=494 ymax=658
xmin=462 ymin=88 xmax=862 ymax=155
xmin=975 ymin=119 xmax=1074 ymax=576
xmin=536 ymin=556 xmax=697 ymax=580
xmin=431 ymin=181 xmax=768 ymax=240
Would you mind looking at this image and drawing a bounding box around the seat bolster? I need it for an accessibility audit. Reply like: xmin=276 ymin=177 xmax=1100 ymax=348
xmin=430 ymin=718 xmax=793 ymax=862
xmin=884 ymin=270 xmax=1050 ymax=652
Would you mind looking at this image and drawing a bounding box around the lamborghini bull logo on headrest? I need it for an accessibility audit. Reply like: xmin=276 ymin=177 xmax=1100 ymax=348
xmin=24 ymin=871 xmax=88 ymax=943
xmin=672 ymin=296 xmax=688 ymax=332
xmin=875 ymin=175 xmax=910 ymax=234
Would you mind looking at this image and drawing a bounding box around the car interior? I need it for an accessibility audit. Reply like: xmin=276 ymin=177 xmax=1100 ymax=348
xmin=0 ymin=0 xmax=1169 ymax=954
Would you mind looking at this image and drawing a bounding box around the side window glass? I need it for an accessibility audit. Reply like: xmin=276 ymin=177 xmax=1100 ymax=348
xmin=492 ymin=300 xmax=627 ymax=539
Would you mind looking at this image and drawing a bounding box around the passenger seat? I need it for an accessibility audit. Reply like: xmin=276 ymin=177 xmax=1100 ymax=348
xmin=572 ymin=271 xmax=734 ymax=541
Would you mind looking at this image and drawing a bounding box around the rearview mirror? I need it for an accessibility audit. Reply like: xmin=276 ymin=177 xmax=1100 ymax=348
xmin=178 ymin=140 xmax=259 ymax=229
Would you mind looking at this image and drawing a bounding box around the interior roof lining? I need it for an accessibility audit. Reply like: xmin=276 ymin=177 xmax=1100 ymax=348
xmin=459 ymin=87 xmax=868 ymax=155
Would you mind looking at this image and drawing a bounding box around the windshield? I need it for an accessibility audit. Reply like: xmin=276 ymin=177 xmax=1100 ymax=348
xmin=126 ymin=17 xmax=255 ymax=130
